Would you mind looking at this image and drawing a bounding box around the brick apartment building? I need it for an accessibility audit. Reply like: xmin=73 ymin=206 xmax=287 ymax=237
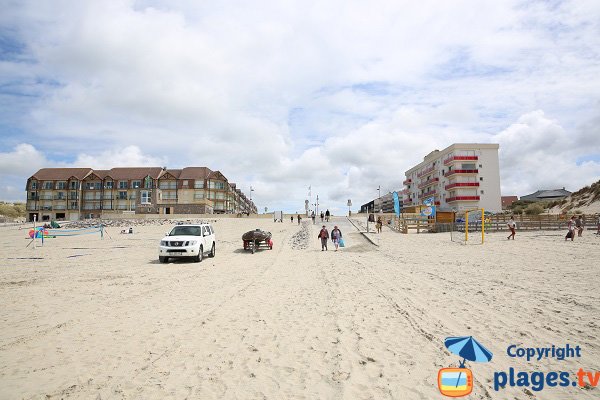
xmin=25 ymin=167 xmax=257 ymax=221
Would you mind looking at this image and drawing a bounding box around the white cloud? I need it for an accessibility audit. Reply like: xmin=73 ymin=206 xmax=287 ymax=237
xmin=494 ymin=111 xmax=600 ymax=196
xmin=73 ymin=145 xmax=167 ymax=169
xmin=1 ymin=0 xmax=599 ymax=210
xmin=0 ymin=144 xmax=49 ymax=177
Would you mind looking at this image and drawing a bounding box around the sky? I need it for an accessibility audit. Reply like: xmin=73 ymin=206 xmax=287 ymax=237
xmin=1 ymin=0 xmax=599 ymax=214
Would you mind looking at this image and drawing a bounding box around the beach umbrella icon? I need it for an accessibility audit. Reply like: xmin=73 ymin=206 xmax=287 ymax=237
xmin=444 ymin=336 xmax=493 ymax=390
xmin=445 ymin=336 xmax=493 ymax=366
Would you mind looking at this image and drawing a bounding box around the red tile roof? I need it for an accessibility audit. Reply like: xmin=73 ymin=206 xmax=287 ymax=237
xmin=178 ymin=167 xmax=213 ymax=180
xmin=30 ymin=168 xmax=93 ymax=181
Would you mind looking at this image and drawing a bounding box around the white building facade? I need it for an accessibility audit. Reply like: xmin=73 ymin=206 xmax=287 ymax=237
xmin=402 ymin=143 xmax=502 ymax=212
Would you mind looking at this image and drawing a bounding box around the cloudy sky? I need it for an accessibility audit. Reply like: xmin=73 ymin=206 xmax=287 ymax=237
xmin=1 ymin=0 xmax=599 ymax=213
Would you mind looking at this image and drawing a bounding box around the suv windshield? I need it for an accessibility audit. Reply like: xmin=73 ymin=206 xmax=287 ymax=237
xmin=169 ymin=226 xmax=202 ymax=236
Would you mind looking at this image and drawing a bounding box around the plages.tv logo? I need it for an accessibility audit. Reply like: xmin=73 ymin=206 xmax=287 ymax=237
xmin=438 ymin=336 xmax=493 ymax=397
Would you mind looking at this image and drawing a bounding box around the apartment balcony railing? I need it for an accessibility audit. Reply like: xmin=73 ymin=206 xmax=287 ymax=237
xmin=444 ymin=169 xmax=478 ymax=177
xmin=418 ymin=190 xmax=437 ymax=199
xmin=39 ymin=195 xmax=53 ymax=200
xmin=402 ymin=178 xmax=412 ymax=186
xmin=402 ymin=198 xmax=412 ymax=204
xmin=443 ymin=155 xmax=478 ymax=165
xmin=445 ymin=182 xmax=480 ymax=190
xmin=446 ymin=196 xmax=480 ymax=202
xmin=418 ymin=177 xmax=439 ymax=189
xmin=54 ymin=205 xmax=66 ymax=210
xmin=416 ymin=166 xmax=435 ymax=178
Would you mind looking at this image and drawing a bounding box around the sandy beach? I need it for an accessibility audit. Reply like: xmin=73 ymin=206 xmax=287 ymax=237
xmin=0 ymin=217 xmax=598 ymax=399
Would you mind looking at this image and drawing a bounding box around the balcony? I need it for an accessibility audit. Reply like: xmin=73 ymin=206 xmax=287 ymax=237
xmin=418 ymin=190 xmax=437 ymax=199
xmin=418 ymin=177 xmax=439 ymax=189
xmin=402 ymin=198 xmax=412 ymax=205
xmin=443 ymin=155 xmax=478 ymax=165
xmin=417 ymin=166 xmax=434 ymax=178
xmin=446 ymin=196 xmax=480 ymax=203
xmin=445 ymin=182 xmax=480 ymax=190
xmin=402 ymin=178 xmax=412 ymax=186
xmin=444 ymin=169 xmax=478 ymax=177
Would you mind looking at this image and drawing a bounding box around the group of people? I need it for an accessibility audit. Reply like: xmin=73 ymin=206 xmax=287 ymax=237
xmin=507 ymin=214 xmax=592 ymax=241
xmin=317 ymin=225 xmax=343 ymax=251
xmin=309 ymin=210 xmax=331 ymax=224
xmin=566 ymin=215 xmax=585 ymax=241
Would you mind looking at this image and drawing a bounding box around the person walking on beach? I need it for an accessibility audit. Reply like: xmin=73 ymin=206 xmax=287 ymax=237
xmin=575 ymin=215 xmax=583 ymax=237
xmin=311 ymin=211 xmax=316 ymax=224
xmin=325 ymin=209 xmax=330 ymax=222
xmin=507 ymin=216 xmax=516 ymax=240
xmin=291 ymin=215 xmax=294 ymax=223
xmin=297 ymin=214 xmax=302 ymax=225
xmin=376 ymin=216 xmax=383 ymax=233
xmin=331 ymin=225 xmax=343 ymax=251
xmin=318 ymin=225 xmax=329 ymax=251
xmin=320 ymin=212 xmax=324 ymax=222
xmin=566 ymin=216 xmax=576 ymax=241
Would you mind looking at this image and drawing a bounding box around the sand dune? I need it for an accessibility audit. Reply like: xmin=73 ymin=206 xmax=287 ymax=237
xmin=0 ymin=217 xmax=598 ymax=399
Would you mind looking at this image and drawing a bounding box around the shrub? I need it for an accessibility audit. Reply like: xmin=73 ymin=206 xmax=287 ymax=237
xmin=525 ymin=203 xmax=544 ymax=215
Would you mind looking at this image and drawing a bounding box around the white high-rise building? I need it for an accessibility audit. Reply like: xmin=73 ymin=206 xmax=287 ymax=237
xmin=402 ymin=143 xmax=502 ymax=212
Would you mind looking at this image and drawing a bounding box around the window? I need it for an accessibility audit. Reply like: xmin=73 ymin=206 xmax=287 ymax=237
xmin=141 ymin=190 xmax=151 ymax=204
xmin=44 ymin=181 xmax=53 ymax=190
xmin=479 ymin=164 xmax=482 ymax=168
xmin=182 ymin=180 xmax=189 ymax=187
xmin=56 ymin=192 xmax=65 ymax=200
xmin=194 ymin=190 xmax=204 ymax=199
xmin=69 ymin=201 xmax=78 ymax=209
xmin=30 ymin=191 xmax=37 ymax=199
xmin=118 ymin=191 xmax=128 ymax=200
xmin=480 ymin=177 xmax=484 ymax=181
xmin=462 ymin=163 xmax=476 ymax=169
xmin=194 ymin=180 xmax=204 ymax=189
xmin=480 ymin=190 xmax=485 ymax=194
xmin=215 ymin=181 xmax=225 ymax=190
xmin=70 ymin=181 xmax=78 ymax=189
xmin=105 ymin=181 xmax=113 ymax=189
xmin=31 ymin=181 xmax=37 ymax=190
xmin=132 ymin=180 xmax=142 ymax=189
xmin=56 ymin=181 xmax=66 ymax=190
xmin=119 ymin=181 xmax=128 ymax=189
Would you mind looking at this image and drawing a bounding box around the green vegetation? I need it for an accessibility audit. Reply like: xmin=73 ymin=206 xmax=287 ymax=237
xmin=0 ymin=202 xmax=26 ymax=218
xmin=524 ymin=203 xmax=544 ymax=215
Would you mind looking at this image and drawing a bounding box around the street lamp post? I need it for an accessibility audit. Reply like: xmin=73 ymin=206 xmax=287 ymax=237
xmin=377 ymin=185 xmax=381 ymax=212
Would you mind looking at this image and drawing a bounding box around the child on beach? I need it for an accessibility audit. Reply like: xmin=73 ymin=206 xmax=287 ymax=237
xmin=331 ymin=226 xmax=343 ymax=251
xmin=575 ymin=215 xmax=583 ymax=237
xmin=566 ymin=216 xmax=576 ymax=241
xmin=376 ymin=216 xmax=383 ymax=233
xmin=507 ymin=216 xmax=516 ymax=240
xmin=318 ymin=225 xmax=329 ymax=251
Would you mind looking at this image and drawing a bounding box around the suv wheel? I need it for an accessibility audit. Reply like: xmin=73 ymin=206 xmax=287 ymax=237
xmin=195 ymin=245 xmax=203 ymax=262
xmin=209 ymin=243 xmax=216 ymax=258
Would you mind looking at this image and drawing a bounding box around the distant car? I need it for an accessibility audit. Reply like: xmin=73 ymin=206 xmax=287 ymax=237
xmin=158 ymin=223 xmax=215 ymax=263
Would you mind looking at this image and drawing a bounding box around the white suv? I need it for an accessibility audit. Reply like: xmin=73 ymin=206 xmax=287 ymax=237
xmin=159 ymin=223 xmax=216 ymax=263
